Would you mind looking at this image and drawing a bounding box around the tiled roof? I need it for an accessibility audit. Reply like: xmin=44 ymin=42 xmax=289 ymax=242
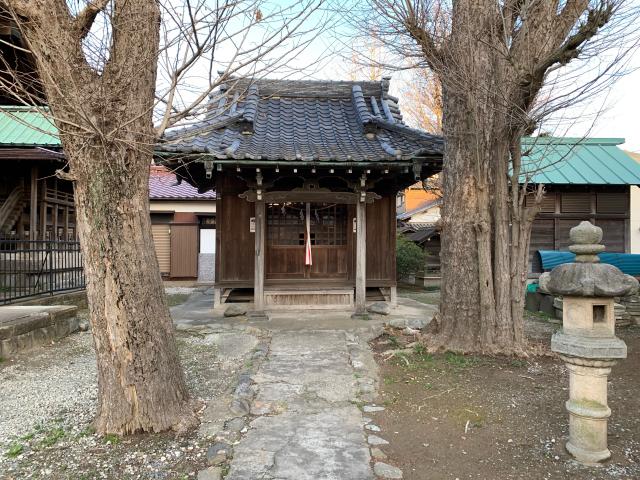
xmin=396 ymin=198 xmax=443 ymax=221
xmin=158 ymin=78 xmax=443 ymax=163
xmin=521 ymin=137 xmax=640 ymax=185
xmin=406 ymin=226 xmax=439 ymax=244
xmin=149 ymin=166 xmax=216 ymax=200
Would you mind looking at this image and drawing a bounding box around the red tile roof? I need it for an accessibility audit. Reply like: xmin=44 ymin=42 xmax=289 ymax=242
xmin=149 ymin=165 xmax=216 ymax=200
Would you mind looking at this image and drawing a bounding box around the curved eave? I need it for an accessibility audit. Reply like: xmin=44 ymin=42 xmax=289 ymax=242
xmin=154 ymin=149 xmax=442 ymax=166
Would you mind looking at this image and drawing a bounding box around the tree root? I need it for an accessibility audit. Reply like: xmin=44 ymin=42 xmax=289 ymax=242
xmin=416 ymin=331 xmax=550 ymax=358
xmin=171 ymin=398 xmax=203 ymax=436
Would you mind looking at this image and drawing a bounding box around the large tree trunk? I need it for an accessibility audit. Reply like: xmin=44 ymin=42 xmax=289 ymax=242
xmin=6 ymin=0 xmax=198 ymax=433
xmin=73 ymin=153 xmax=196 ymax=434
xmin=428 ymin=0 xmax=537 ymax=355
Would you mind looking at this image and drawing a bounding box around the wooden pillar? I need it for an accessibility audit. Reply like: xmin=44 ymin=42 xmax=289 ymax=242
xmin=39 ymin=178 xmax=47 ymax=240
xmin=353 ymin=197 xmax=368 ymax=318
xmin=249 ymin=200 xmax=269 ymax=320
xmin=63 ymin=206 xmax=69 ymax=241
xmin=389 ymin=285 xmax=397 ymax=307
xmin=29 ymin=166 xmax=38 ymax=240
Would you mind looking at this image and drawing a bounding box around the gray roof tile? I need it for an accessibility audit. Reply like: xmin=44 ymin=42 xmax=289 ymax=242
xmin=159 ymin=78 xmax=443 ymax=163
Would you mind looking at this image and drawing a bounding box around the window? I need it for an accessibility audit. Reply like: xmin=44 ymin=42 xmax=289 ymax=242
xmin=267 ymin=202 xmax=347 ymax=246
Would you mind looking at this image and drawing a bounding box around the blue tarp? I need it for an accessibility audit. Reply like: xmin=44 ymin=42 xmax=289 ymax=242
xmin=537 ymin=250 xmax=640 ymax=276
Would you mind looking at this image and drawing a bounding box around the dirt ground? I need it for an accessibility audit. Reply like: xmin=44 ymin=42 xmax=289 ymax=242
xmin=369 ymin=316 xmax=640 ymax=480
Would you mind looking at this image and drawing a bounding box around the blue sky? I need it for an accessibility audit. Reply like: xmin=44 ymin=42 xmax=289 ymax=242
xmin=156 ymin=0 xmax=640 ymax=152
xmin=567 ymin=53 xmax=640 ymax=153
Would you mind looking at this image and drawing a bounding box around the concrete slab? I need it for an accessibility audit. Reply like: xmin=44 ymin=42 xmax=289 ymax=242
xmin=0 ymin=305 xmax=78 ymax=358
xmin=170 ymin=290 xmax=435 ymax=337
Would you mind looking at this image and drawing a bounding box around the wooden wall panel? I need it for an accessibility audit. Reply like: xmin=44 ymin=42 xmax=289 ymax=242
xmin=217 ymin=175 xmax=254 ymax=283
xmin=596 ymin=193 xmax=628 ymax=214
xmin=266 ymin=246 xmax=305 ymax=279
xmin=596 ymin=219 xmax=625 ymax=252
xmin=530 ymin=219 xmax=555 ymax=252
xmin=310 ymin=247 xmax=348 ymax=278
xmin=526 ymin=192 xmax=556 ymax=212
xmin=561 ymin=193 xmax=591 ymax=213
xmin=170 ymin=224 xmax=198 ymax=277
xmin=529 ymin=219 xmax=554 ymax=272
xmin=366 ymin=195 xmax=396 ymax=284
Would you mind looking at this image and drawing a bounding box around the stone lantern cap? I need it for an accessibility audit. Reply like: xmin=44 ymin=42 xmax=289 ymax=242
xmin=539 ymin=221 xmax=639 ymax=298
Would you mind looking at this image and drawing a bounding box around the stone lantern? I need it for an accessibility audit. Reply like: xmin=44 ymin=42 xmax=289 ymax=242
xmin=539 ymin=221 xmax=638 ymax=465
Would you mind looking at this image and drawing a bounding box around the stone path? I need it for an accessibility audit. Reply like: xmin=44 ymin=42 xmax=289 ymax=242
xmin=170 ymin=291 xmax=437 ymax=479
xmin=226 ymin=330 xmax=377 ymax=480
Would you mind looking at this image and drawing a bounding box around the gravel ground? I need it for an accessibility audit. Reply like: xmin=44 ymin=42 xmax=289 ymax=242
xmin=0 ymin=326 xmax=257 ymax=480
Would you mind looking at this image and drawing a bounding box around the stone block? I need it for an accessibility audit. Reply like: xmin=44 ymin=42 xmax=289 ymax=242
xmin=13 ymin=313 xmax=51 ymax=336
xmin=0 ymin=323 xmax=15 ymax=341
xmin=207 ymin=442 xmax=232 ymax=466
xmin=551 ymin=332 xmax=627 ymax=359
xmin=31 ymin=327 xmax=48 ymax=346
xmin=373 ymin=462 xmax=403 ymax=479
xmin=367 ymin=435 xmax=389 ymax=445
xmin=0 ymin=337 xmax=17 ymax=357
xmin=368 ymin=302 xmax=391 ymax=316
xmin=55 ymin=319 xmax=70 ymax=338
xmin=15 ymin=331 xmax=34 ymax=351
xmin=224 ymin=304 xmax=247 ymax=317
xmin=198 ymin=466 xmax=222 ymax=480
xmin=406 ymin=317 xmax=428 ymax=330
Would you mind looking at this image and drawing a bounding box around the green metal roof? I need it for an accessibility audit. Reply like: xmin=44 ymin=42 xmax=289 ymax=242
xmin=1 ymin=110 xmax=639 ymax=186
xmin=521 ymin=137 xmax=640 ymax=185
xmin=0 ymin=106 xmax=60 ymax=147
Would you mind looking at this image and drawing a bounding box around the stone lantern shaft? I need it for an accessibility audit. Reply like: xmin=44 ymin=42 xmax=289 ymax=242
xmin=539 ymin=221 xmax=638 ymax=465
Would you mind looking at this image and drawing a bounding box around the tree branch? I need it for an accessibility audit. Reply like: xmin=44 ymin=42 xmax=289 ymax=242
xmin=74 ymin=0 xmax=111 ymax=39
xmin=535 ymin=3 xmax=613 ymax=76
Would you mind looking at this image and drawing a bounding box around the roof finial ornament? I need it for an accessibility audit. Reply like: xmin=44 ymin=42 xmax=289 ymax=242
xmin=569 ymin=221 xmax=604 ymax=263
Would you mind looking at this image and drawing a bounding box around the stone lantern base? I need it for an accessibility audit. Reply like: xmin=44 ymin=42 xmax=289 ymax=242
xmin=560 ymin=356 xmax=619 ymax=464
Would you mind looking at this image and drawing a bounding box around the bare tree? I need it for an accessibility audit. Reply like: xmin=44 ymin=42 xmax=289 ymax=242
xmin=342 ymin=31 xmax=387 ymax=81
xmin=0 ymin=0 xmax=327 ymax=434
xmin=359 ymin=0 xmax=638 ymax=354
xmin=400 ymin=67 xmax=442 ymax=134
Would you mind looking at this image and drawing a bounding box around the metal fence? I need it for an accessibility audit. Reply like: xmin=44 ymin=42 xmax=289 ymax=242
xmin=0 ymin=239 xmax=85 ymax=304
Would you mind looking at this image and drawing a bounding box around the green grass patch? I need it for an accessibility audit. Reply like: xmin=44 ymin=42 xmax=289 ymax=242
xmin=40 ymin=427 xmax=65 ymax=447
xmin=5 ymin=442 xmax=24 ymax=458
xmin=382 ymin=395 xmax=400 ymax=406
xmin=444 ymin=352 xmax=480 ymax=368
xmin=166 ymin=293 xmax=190 ymax=307
xmin=103 ymin=433 xmax=121 ymax=445
xmin=77 ymin=425 xmax=96 ymax=438
xmin=525 ymin=310 xmax=557 ymax=322
xmin=388 ymin=335 xmax=401 ymax=349
xmin=383 ymin=375 xmax=397 ymax=385
xmin=450 ymin=406 xmax=487 ymax=429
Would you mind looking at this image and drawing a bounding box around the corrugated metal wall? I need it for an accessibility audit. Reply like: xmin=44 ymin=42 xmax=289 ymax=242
xmin=151 ymin=223 xmax=171 ymax=274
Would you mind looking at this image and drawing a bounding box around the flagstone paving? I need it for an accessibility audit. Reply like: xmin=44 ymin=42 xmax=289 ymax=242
xmin=171 ymin=291 xmax=438 ymax=479
xmin=226 ymin=330 xmax=376 ymax=480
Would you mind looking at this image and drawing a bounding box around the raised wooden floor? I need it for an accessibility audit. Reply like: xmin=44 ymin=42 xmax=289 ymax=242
xmin=264 ymin=286 xmax=354 ymax=310
xmin=220 ymin=283 xmax=388 ymax=309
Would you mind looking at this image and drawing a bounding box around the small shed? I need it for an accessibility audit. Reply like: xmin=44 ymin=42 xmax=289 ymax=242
xmin=148 ymin=166 xmax=217 ymax=281
xmin=157 ymin=77 xmax=443 ymax=317
xmin=522 ymin=137 xmax=640 ymax=268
